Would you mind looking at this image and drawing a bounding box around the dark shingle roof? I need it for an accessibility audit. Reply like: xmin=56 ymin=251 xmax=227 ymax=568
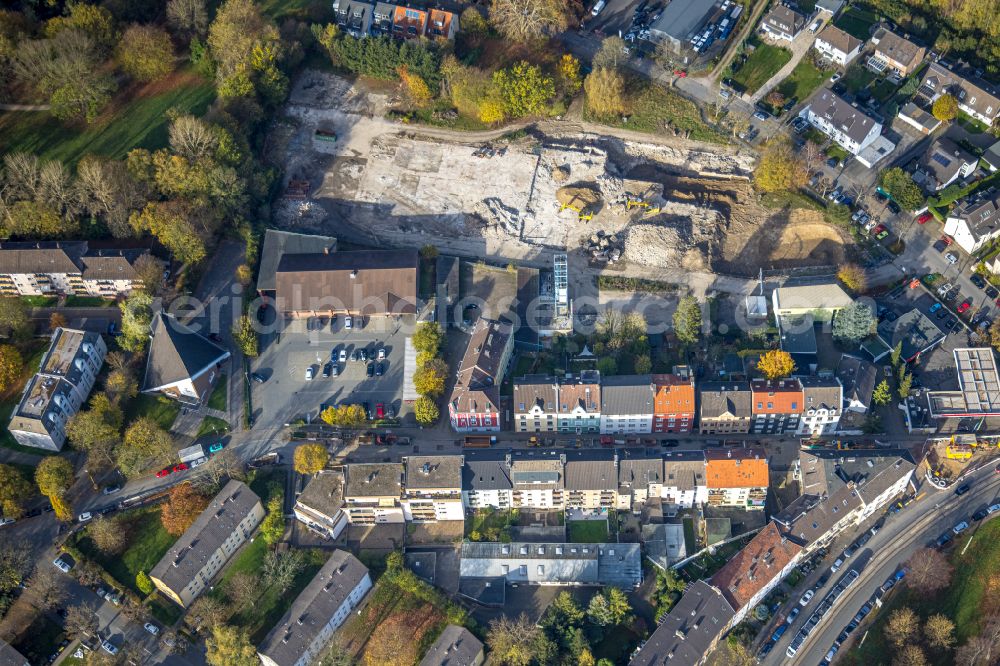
xmin=563 ymin=449 xmax=616 ymax=490
xmin=699 ymin=382 xmax=752 ymax=419
xmin=462 ymin=451 xmax=512 ymax=491
xmin=0 ymin=241 xmax=86 ymax=274
xmin=344 ymin=462 xmax=403 ymax=498
xmin=600 ymin=375 xmax=653 ymax=416
xmin=629 ymin=580 xmax=735 ymax=666
xmin=418 ymin=625 xmax=484 ymax=666
xmin=142 ymin=312 xmax=231 ymax=392
xmin=257 ymin=229 xmax=337 ymax=293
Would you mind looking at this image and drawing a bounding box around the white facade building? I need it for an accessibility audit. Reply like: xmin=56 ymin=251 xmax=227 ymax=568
xmin=796 ymin=377 xmax=843 ymax=436
xmin=801 ymin=89 xmax=883 ymax=157
xmin=813 ymin=25 xmax=863 ymax=66
xmin=661 ymin=452 xmax=708 ymax=509
xmin=599 ymin=375 xmax=654 ymax=434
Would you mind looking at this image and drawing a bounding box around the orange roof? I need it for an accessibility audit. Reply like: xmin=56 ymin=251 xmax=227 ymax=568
xmin=426 ymin=8 xmax=454 ymax=35
xmin=704 ymin=447 xmax=768 ymax=488
xmin=750 ymin=378 xmax=803 ymax=414
xmin=712 ymin=523 xmax=802 ymax=610
xmin=652 ymin=374 xmax=695 ymax=415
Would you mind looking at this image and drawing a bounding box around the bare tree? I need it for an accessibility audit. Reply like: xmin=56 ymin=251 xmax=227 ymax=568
xmin=488 ymin=0 xmax=568 ymax=43
xmin=225 ymin=571 xmax=258 ymax=608
xmin=75 ymin=157 xmax=147 ymax=238
xmin=64 ymin=603 xmax=100 ymax=641
xmin=24 ymin=565 xmax=67 ymax=611
xmin=193 ymin=448 xmax=246 ymax=489
xmin=262 ymin=549 xmax=304 ymax=593
xmin=119 ymin=599 xmax=148 ymax=624
xmin=167 ymin=0 xmax=209 ymax=39
xmin=802 ymin=141 xmax=823 ymax=171
xmin=593 ymin=37 xmax=628 ymax=71
xmin=2 ymin=152 xmax=41 ymax=201
xmin=729 ymin=111 xmax=752 ymax=139
xmin=905 ymin=548 xmax=953 ymax=594
xmin=893 ymin=645 xmax=928 ymax=666
xmin=169 ymin=115 xmax=219 ymax=161
xmin=186 ymin=595 xmax=230 ymax=630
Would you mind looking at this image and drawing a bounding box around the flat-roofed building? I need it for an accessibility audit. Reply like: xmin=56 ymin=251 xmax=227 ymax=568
xmin=649 ymin=0 xmax=720 ymax=53
xmin=652 ymin=371 xmax=696 ymax=433
xmin=628 ymin=580 xmax=735 ymax=666
xmin=563 ymin=449 xmax=617 ymax=510
xmin=704 ymin=446 xmax=768 ymax=509
xmin=293 ymin=471 xmax=349 ymax=540
xmin=449 ymin=318 xmax=514 ymax=432
xmin=699 ymin=382 xmax=752 ymax=434
xmin=257 ymin=550 xmax=372 ymax=666
xmin=510 ymin=450 xmax=564 ymax=509
xmin=460 ymin=541 xmax=642 ymax=588
xmin=9 ymin=328 xmax=106 ymax=451
xmin=419 ymin=625 xmax=484 ymax=666
xmin=513 ymin=376 xmax=558 ymax=432
xmin=927 ymin=348 xmax=1000 ymax=419
xmin=557 ymin=371 xmax=601 ymax=433
xmin=402 ymin=455 xmax=464 ymax=522
xmin=771 ymin=282 xmax=854 ymax=322
xmin=662 ymin=450 xmax=708 ymax=508
xmin=461 ymin=450 xmax=512 ymax=510
xmin=875 ymin=308 xmax=946 ymax=363
xmin=600 ymin=374 xmax=654 ymax=434
xmin=0 ymin=639 xmax=29 ymax=666
xmin=343 ymin=462 xmax=404 ymax=524
xmin=150 ymin=481 xmax=264 ymax=607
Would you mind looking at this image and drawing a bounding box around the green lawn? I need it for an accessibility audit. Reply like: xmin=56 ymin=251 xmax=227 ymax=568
xmin=147 ymin=591 xmax=184 ymax=626
xmin=567 ymin=519 xmax=610 ymax=543
xmin=465 ymin=508 xmax=517 ymax=540
xmin=258 ymin=0 xmax=332 ymax=21
xmin=64 ymin=296 xmax=115 ymax=307
xmin=76 ymin=506 xmax=177 ymax=594
xmin=125 ymin=394 xmax=181 ymax=431
xmin=826 ymin=144 xmax=851 ymax=162
xmin=776 ymin=59 xmax=830 ymax=104
xmin=196 ymin=415 xmax=230 ymax=438
xmin=841 ymin=65 xmax=877 ymax=94
xmin=728 ymin=40 xmax=792 ymax=94
xmin=0 ymin=69 xmax=214 ymax=166
xmin=682 ymin=516 xmax=697 ymax=553
xmin=834 ymin=6 xmax=880 ymax=40
xmin=957 ymin=110 xmax=990 ymax=134
xmin=20 ymin=295 xmax=57 ymax=307
xmin=206 ymin=376 xmax=228 ymax=412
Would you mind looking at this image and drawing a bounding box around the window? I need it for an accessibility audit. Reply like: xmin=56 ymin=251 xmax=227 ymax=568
xmin=970 ymin=96 xmax=977 ymax=105
xmin=519 ymin=565 xmax=527 ymax=575
xmin=537 ymin=565 xmax=545 ymax=575
xmin=767 ymin=402 xmax=773 ymax=409
xmin=791 ymin=402 xmax=798 ymax=410
xmin=406 ymin=9 xmax=421 ymax=19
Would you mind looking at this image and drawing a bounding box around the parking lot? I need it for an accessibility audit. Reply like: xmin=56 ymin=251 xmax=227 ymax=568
xmin=251 ymin=313 xmax=414 ymax=427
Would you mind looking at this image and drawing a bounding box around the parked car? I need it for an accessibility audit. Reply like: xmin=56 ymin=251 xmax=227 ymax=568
xmin=972 ymin=274 xmax=987 ymax=289
xmin=101 ymin=641 xmax=118 ymax=656
xmin=830 ymin=557 xmax=844 ymax=573
xmin=144 ymin=623 xmax=159 ymax=636
xmin=988 ymin=286 xmax=999 ymax=299
xmin=953 ymin=521 xmax=969 ymax=534
xmin=77 ymin=512 xmax=92 ymax=522
xmin=250 ymin=373 xmax=265 ymax=383
xmin=208 ymin=442 xmax=224 ymax=453
xmin=753 ymin=110 xmax=770 ymax=120
xmin=173 ymin=463 xmax=189 ymax=473
xmin=344 ymin=315 xmax=353 ymax=329
xmin=888 ymin=201 xmax=901 ymax=214
xmin=102 ymin=485 xmax=121 ymax=495
xmin=876 ymin=229 xmax=889 ymax=240
xmin=958 ymin=300 xmax=972 ymax=314
xmin=52 ymin=557 xmax=72 ymax=573
xmin=322 ymin=361 xmax=333 ymax=378
xmin=955 ymin=483 xmax=971 ymax=495
xmin=787 ymin=607 xmax=801 ymax=623
xmin=871 ymin=224 xmax=886 ymax=236
xmin=937 ymin=283 xmax=953 ymax=296
xmin=936 ymin=532 xmax=953 ymax=548
xmin=156 ymin=467 xmax=173 ymax=478
xmin=917 ymin=212 xmax=932 ymax=224
xmin=973 ymin=508 xmax=988 ymax=521
xmin=988 ymin=502 xmax=1000 ymax=514
xmin=376 ymin=403 xmax=385 ymax=419
xmin=934 ymin=239 xmax=948 ymax=253
xmin=0 ymin=517 xmax=14 ymax=527
xmin=305 ymin=366 xmax=315 ymax=380
xmin=378 ymin=348 xmax=387 ymax=360
xmin=338 ymin=348 xmax=347 ymax=363
xmin=946 ymin=252 xmax=959 ymax=264
xmin=366 ymin=363 xmax=375 ymax=378
xmin=929 ymin=303 xmax=943 ymax=313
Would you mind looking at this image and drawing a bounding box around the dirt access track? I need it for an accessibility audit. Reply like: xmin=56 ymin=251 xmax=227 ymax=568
xmin=268 ymin=71 xmax=852 ymax=279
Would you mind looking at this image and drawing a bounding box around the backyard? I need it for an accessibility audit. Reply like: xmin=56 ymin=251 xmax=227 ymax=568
xmin=727 ymin=39 xmax=792 ymax=94
xmin=207 ymin=375 xmax=228 ymax=412
xmin=834 ymin=6 xmax=880 ymax=40
xmin=125 ymin=394 xmax=181 ymax=431
xmin=0 ymin=340 xmax=54 ymax=453
xmin=775 ymin=58 xmax=830 ymax=106
xmin=74 ymin=506 xmax=177 ymax=594
xmin=568 ymin=518 xmax=610 ymax=543
xmin=466 ymin=508 xmax=518 ymax=541
xmin=196 ymin=415 xmax=230 ymax=439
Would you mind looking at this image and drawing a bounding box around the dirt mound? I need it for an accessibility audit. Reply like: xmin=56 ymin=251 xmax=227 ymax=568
xmin=556 ymin=185 xmax=601 ymax=209
xmin=622 ymin=221 xmax=711 ymax=271
xmin=716 ymin=207 xmax=849 ymax=275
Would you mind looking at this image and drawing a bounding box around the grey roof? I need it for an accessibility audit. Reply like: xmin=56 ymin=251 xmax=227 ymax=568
xmin=948 ymin=188 xmax=1000 ymax=239
xmin=985 ymin=141 xmax=1000 ymax=171
xmin=877 ymin=308 xmax=945 ymax=362
xmin=457 ymin=576 xmax=505 ymax=606
xmin=405 ymin=455 xmax=463 ymax=491
xmin=762 ymin=5 xmax=805 ymax=36
xmin=649 ymin=0 xmax=717 ymax=41
xmin=78 ymin=249 xmax=146 ymax=281
xmin=405 ymin=551 xmax=436 ymax=583
xmin=419 ymin=625 xmax=484 ymax=666
xmin=149 ymin=481 xmax=261 ymax=594
xmin=257 ymin=229 xmax=336 ymax=293
xmin=872 ymin=28 xmax=926 ymax=71
xmin=449 ymin=318 xmax=512 ymax=413
xmin=618 ymin=449 xmax=663 ymax=487
xmin=462 ymin=451 xmax=512 ymax=491
xmin=816 ymin=0 xmax=844 ymax=13
xmin=344 ymin=462 xmax=402 ymax=498
xmin=142 ymin=312 xmax=230 ymax=391
xmin=513 ymin=376 xmax=558 ymax=413
xmin=792 ymin=448 xmax=915 ymax=511
xmin=563 ymin=449 xmax=617 ymax=490
xmin=600 ymin=374 xmax=654 ymax=416
xmin=898 ymin=102 xmax=941 ymax=132
xmin=662 ymin=455 xmax=706 ymax=491
xmin=816 ymin=24 xmax=862 ymax=55
xmin=0 ymin=241 xmax=87 ymax=274
xmin=778 ymin=314 xmax=817 ymax=354
xmin=809 ymin=89 xmax=881 ymax=145
xmin=629 ymin=580 xmax=735 ymax=666
xmin=836 ymin=355 xmax=878 ymax=409
xmin=333 ymin=0 xmax=374 ymax=33
xmin=917 ymin=137 xmax=976 ymax=190
xmin=799 ymin=376 xmax=843 ymax=411
xmin=258 ymin=550 xmax=369 ymax=666
xmin=296 ymin=470 xmax=344 ymax=518
xmin=921 ymin=61 xmax=1000 ymax=122
xmin=460 ymin=541 xmax=642 ymax=587
xmin=699 ymin=382 xmax=752 ymax=419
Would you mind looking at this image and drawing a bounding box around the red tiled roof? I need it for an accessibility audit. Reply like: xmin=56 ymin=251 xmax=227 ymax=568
xmin=751 ymin=378 xmax=804 ymax=414
xmin=712 ymin=523 xmax=802 ymax=611
xmin=652 ymin=374 xmax=695 ymax=416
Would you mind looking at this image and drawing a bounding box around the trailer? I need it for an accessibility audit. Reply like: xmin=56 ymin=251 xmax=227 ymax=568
xmin=464 ymin=435 xmax=496 ymax=448
xmin=178 ymin=444 xmax=206 ymax=464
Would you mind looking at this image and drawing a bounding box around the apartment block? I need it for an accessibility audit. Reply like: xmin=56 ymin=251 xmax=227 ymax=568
xmin=513 ymin=376 xmax=558 ymax=432
xmin=0 ymin=241 xmax=148 ymax=298
xmin=698 ymin=382 xmax=752 ymax=434
xmin=342 ymin=463 xmax=404 ymax=524
xmin=662 ymin=450 xmax=709 ymax=508
xmin=461 ymin=450 xmax=512 ymax=510
xmin=797 ymin=376 xmax=843 ymax=435
xmin=401 ymin=455 xmax=464 ymax=522
xmin=293 ymin=471 xmax=349 ymax=540
xmin=599 ymin=375 xmax=654 ymax=434
xmin=9 ymin=328 xmax=106 ymax=451
xmin=420 ymin=625 xmax=484 ymax=666
xmin=510 ymin=450 xmax=564 ymax=509
xmin=652 ymin=371 xmax=696 ymax=433
xmin=750 ymin=378 xmax=804 ymax=434
xmin=557 ymin=372 xmax=601 ymax=433
xmin=449 ymin=318 xmax=513 ymax=432
xmin=617 ymin=449 xmax=664 ymax=510
xmin=563 ymin=449 xmax=617 ymax=510
xmin=704 ymin=447 xmax=768 ymax=509
xmin=150 ymin=481 xmax=264 ymax=607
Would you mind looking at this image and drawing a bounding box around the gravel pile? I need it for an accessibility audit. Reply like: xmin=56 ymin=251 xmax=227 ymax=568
xmin=473 ymin=197 xmax=521 ymax=235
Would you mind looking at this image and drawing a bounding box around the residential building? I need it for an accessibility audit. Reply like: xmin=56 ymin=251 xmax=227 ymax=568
xmin=897 ymin=102 xmax=942 ymax=135
xmin=920 ymin=61 xmax=1000 ymax=126
xmin=649 ymin=0 xmax=720 ymax=53
xmin=510 ymin=450 xmax=564 ymax=509
xmin=800 ymin=89 xmax=883 ymax=157
xmin=331 ymin=0 xmax=373 ymax=37
xmin=711 ymin=522 xmax=803 ymax=625
xmin=750 ymin=378 xmax=804 ymax=434
xmin=342 ymin=462 xmax=404 ymax=524
xmin=0 ymin=639 xmax=28 ymax=666
xmin=797 ymin=376 xmax=843 ymax=435
xmin=459 ymin=541 xmax=642 ymax=588
xmin=557 ymin=371 xmax=601 ymax=433
xmin=944 ymin=188 xmax=1000 ymax=254
xmin=836 ymin=355 xmax=878 ymax=433
xmin=392 ymin=5 xmax=427 ymax=38
xmin=563 ymin=449 xmax=617 ymax=510
xmin=425 ymin=8 xmax=458 ymax=39
xmin=461 ymin=450 xmax=512 ymax=510
xmin=8 ymin=328 xmax=106 ymax=451
xmin=617 ymin=448 xmax=664 ymax=510
xmin=913 ymin=137 xmax=977 ymax=192
xmin=772 ymin=282 xmax=854 ymax=322
xmin=448 ymin=318 xmax=514 ymax=432
xmin=401 ymin=455 xmax=464 ymax=522
xmin=652 ymin=371 xmax=696 ymax=433
xmin=699 ymin=382 xmax=752 ymax=434
xmin=816 ymin=0 xmax=844 ymax=13
xmin=760 ymin=5 xmax=805 ymax=42
xmin=985 ymin=140 xmax=1000 ymax=172
xmin=777 ymin=313 xmax=818 ymax=372
xmin=600 ymin=374 xmax=654 ymax=434
xmin=257 ymin=550 xmax=372 ymax=666
xmin=704 ymin=446 xmax=768 ymax=509
xmin=273 ymin=248 xmax=419 ymax=318
xmin=141 ymin=312 xmax=230 ymax=406
xmin=293 ymin=470 xmax=349 ymax=540
xmin=256 ymin=229 xmax=336 ymax=300
xmin=814 ymin=24 xmax=863 ymax=66
xmin=927 ymin=348 xmax=1000 ymax=419
xmin=419 ymin=625 xmax=484 ymax=666
xmin=874 ymin=308 xmax=946 ymax=363
xmin=513 ymin=376 xmax=558 ymax=432
xmin=869 ymin=27 xmax=926 ymax=77
xmin=149 ymin=481 xmax=264 ymax=607
xmin=661 ymin=450 xmax=709 ymax=508
xmin=0 ymin=241 xmax=148 ymax=298
xmin=628 ymin=580 xmax=735 ymax=666
xmin=371 ymin=2 xmax=395 ymax=35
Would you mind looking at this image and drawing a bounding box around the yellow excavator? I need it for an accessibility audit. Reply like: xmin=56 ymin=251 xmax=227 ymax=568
xmin=559 ymin=202 xmax=594 ymax=221
xmin=625 ymin=198 xmax=661 ymax=215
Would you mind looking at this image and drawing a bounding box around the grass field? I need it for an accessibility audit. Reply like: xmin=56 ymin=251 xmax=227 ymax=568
xmin=957 ymin=110 xmax=990 ymax=134
xmin=125 ymin=394 xmax=181 ymax=431
xmin=776 ymin=59 xmax=829 ymax=104
xmin=841 ymin=65 xmax=877 ymax=94
xmin=64 ymin=296 xmax=115 ymax=307
xmin=568 ymin=519 xmax=610 ymax=543
xmin=465 ymin=508 xmax=517 ymax=541
xmin=834 ymin=6 xmax=880 ymax=40
xmin=207 ymin=375 xmax=228 ymax=411
xmin=728 ymin=40 xmax=792 ymax=94
xmin=76 ymin=506 xmax=177 ymax=594
xmin=20 ymin=295 xmax=57 ymax=307
xmin=196 ymin=415 xmax=230 ymax=438
xmin=147 ymin=592 xmax=183 ymax=626
xmin=0 ymin=69 xmax=214 ymax=165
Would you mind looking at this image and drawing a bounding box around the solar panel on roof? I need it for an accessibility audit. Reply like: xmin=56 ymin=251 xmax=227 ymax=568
xmin=932 ymin=153 xmax=952 ymax=168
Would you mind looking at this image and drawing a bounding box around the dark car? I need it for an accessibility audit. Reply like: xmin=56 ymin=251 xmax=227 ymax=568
xmin=366 ymin=362 xmax=375 ymax=378
xmin=955 ymin=483 xmax=971 ymax=496
xmin=826 ymin=157 xmax=839 ymax=167
xmin=936 ymin=308 xmax=949 ymax=319
xmin=888 ymin=201 xmax=901 ymax=214
xmin=375 ymin=363 xmax=384 ymax=377
xmin=973 ymin=508 xmax=989 ymax=521
xmin=972 ymin=275 xmax=987 ymax=289
xmin=988 ymin=286 xmax=1000 ymax=299
xmin=322 ymin=362 xmax=333 ymax=378
xmin=933 ymin=239 xmax=948 ymax=253
xmin=935 ymin=532 xmax=953 ymax=548
xmin=250 ymin=373 xmax=265 ymax=383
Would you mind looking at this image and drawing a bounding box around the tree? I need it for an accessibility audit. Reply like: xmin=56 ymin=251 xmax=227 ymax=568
xmin=64 ymin=603 xmax=100 ymax=641
xmin=24 ymin=565 xmax=66 ymax=611
xmin=105 ymin=367 xmax=138 ymax=404
xmin=262 ymin=549 xmax=303 ymax=592
xmin=35 ymin=457 xmax=74 ymax=521
xmin=235 ymin=264 xmax=252 ymax=287
xmin=0 ymin=297 xmax=29 ymax=338
xmin=187 ymin=596 xmax=230 ymax=630
xmin=596 ymin=356 xmax=618 ymax=376
xmin=905 ymin=547 xmax=953 ymax=593
xmin=414 ymin=395 xmax=439 ymax=425
xmin=119 ymin=291 xmax=154 ymax=352
xmin=48 ymin=312 xmax=67 ymax=331
xmin=167 ymin=0 xmax=209 ymax=39
xmin=673 ymin=295 xmax=702 ymax=345
xmin=754 ymin=141 xmax=808 ymax=193
xmin=460 ymin=7 xmax=488 ymax=34
xmin=873 ymin=379 xmax=892 ymax=405
xmin=587 ymin=591 xmax=613 ymax=626
xmin=488 ymin=0 xmax=568 ymax=43
xmin=584 ymin=66 xmax=627 ymax=117
xmin=319 ymin=403 xmax=367 ymax=428
xmin=837 ymin=264 xmax=867 ymax=293
xmin=558 ymin=54 xmax=582 ymax=93
xmin=0 ymin=344 xmax=20 ymax=393
xmin=757 ymin=350 xmax=796 ymax=379
xmin=136 ymin=570 xmax=154 ymax=595
xmin=487 ymin=613 xmax=555 ymax=666
xmin=231 ymin=315 xmax=258 ymax=357
xmin=129 ymin=202 xmax=207 ymax=265
xmin=225 ymin=571 xmax=259 ymax=608
xmin=117 ymin=25 xmax=174 ymax=82
xmin=89 ymin=515 xmax=128 ymax=555
xmin=0 ymin=464 xmax=33 ymax=519
xmin=205 ymin=625 xmax=258 ymax=666
xmin=765 ymin=90 xmax=786 ymax=108
xmin=492 ymin=61 xmax=555 ymax=118
xmin=898 ymin=366 xmax=913 ymax=399
xmin=885 ymin=606 xmax=919 ymax=648
xmin=925 ymin=613 xmax=955 ymax=650
xmin=133 ymin=254 xmax=166 ymax=295
xmin=606 ymin=587 xmax=633 ymax=625
xmin=66 ymin=394 xmax=123 ymax=468
xmin=414 ymin=358 xmax=448 ymax=397
xmin=294 ymin=443 xmax=329 ymax=474
xmin=207 ymin=0 xmax=286 ymax=104
xmin=76 ymin=156 xmax=148 ymax=238
xmin=634 ymin=354 xmax=652 ymax=374
xmin=890 ymin=340 xmax=904 ymax=368
xmin=593 ymin=37 xmax=627 ymax=71
xmin=548 ymin=590 xmax=585 ymax=627
xmin=259 ymin=492 xmax=285 ymax=545
xmin=879 ymin=167 xmax=925 ymax=211
xmin=119 ymin=417 xmax=174 ymax=477
xmin=44 ymin=4 xmax=116 ymax=50
xmin=399 ymin=66 xmax=433 ymax=106
xmin=833 ymin=301 xmax=874 ymax=343
xmin=932 ymin=93 xmax=959 ymax=122
xmin=412 ymin=322 xmax=443 ymax=355
xmin=893 ymin=645 xmax=929 ymax=666
xmin=161 ymin=484 xmax=211 ymax=536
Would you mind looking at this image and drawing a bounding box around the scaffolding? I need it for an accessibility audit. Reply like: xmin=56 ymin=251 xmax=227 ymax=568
xmin=554 ymin=253 xmax=569 ymax=317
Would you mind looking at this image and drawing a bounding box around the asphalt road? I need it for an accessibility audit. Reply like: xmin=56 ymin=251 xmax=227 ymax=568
xmin=758 ymin=462 xmax=1000 ymax=665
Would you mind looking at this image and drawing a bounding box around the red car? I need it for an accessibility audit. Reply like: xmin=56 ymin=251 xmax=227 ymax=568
xmin=156 ymin=468 xmax=172 ymax=478
xmin=376 ymin=403 xmax=385 ymax=419
xmin=173 ymin=463 xmax=189 ymax=473
xmin=941 ymin=235 xmax=953 ymax=245
xmin=958 ymin=300 xmax=972 ymax=314
xmin=673 ymin=69 xmax=687 ymax=77
xmin=871 ymin=224 xmax=886 ymax=236
xmin=917 ymin=212 xmax=932 ymax=224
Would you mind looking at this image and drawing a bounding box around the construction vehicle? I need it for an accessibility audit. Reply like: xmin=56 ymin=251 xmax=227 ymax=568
xmin=559 ymin=202 xmax=594 ymax=221
xmin=625 ymin=198 xmax=661 ymax=215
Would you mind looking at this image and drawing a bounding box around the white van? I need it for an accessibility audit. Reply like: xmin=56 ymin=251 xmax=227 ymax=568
xmin=591 ymin=0 xmax=606 ymax=16
xmin=809 ymin=19 xmax=822 ymax=33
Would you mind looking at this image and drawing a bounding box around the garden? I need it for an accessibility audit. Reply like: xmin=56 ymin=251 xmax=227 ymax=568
xmin=726 ymin=38 xmax=792 ymax=94
xmin=568 ymin=518 xmax=611 ymax=543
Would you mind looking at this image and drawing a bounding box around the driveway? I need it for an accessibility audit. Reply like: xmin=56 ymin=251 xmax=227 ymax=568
xmin=749 ymin=24 xmax=824 ymax=105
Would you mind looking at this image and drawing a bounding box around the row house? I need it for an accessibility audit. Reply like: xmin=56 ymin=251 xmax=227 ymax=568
xmin=564 ymin=449 xmax=618 ymax=511
xmin=813 ymin=24 xmax=863 ymax=66
xmin=400 ymin=455 xmax=464 ymax=522
xmin=332 ymin=0 xmax=459 ymax=40
xmin=558 ymin=372 xmax=602 ymax=432
xmin=797 ymin=376 xmax=844 ymax=436
xmin=513 ymin=376 xmax=558 ymax=432
xmin=342 ymin=463 xmax=404 ymax=524
xmin=448 ymin=318 xmax=514 ymax=432
xmin=652 ymin=370 xmax=695 ymax=433
xmin=600 ymin=374 xmax=654 ymax=434
xmin=510 ymin=450 xmax=565 ymax=509
xmin=0 ymin=241 xmax=149 ymax=298
xmin=461 ymin=450 xmax=512 ymax=510
xmin=704 ymin=446 xmax=768 ymax=509
xmin=800 ymin=88 xmax=883 ymax=158
xmin=617 ymin=449 xmax=664 ymax=511
xmin=510 ymin=371 xmax=603 ymax=433
xmin=920 ymin=61 xmax=1000 ymax=127
xmin=662 ymin=450 xmax=708 ymax=509
xmin=699 ymin=382 xmax=752 ymax=434
xmin=750 ymin=378 xmax=803 ymax=434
